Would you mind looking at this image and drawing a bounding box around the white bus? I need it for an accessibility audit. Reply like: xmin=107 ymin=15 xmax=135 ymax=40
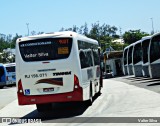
xmin=16 ymin=31 xmax=102 ymax=111
xmin=141 ymin=36 xmax=151 ymax=77
xmin=0 ymin=63 xmax=16 ymax=88
xmin=132 ymin=40 xmax=143 ymax=77
xmin=148 ymin=32 xmax=160 ymax=78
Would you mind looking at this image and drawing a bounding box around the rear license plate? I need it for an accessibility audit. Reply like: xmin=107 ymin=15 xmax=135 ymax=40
xmin=43 ymin=88 xmax=54 ymax=92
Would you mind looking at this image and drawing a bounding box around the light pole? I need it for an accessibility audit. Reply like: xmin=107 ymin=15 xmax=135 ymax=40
xmin=26 ymin=23 xmax=29 ymax=36
xmin=150 ymin=18 xmax=154 ymax=34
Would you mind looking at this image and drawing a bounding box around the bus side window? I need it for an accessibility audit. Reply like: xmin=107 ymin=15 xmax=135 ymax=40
xmin=93 ymin=50 xmax=100 ymax=65
xmin=86 ymin=51 xmax=93 ymax=67
xmin=150 ymin=41 xmax=160 ymax=62
xmin=80 ymin=51 xmax=87 ymax=69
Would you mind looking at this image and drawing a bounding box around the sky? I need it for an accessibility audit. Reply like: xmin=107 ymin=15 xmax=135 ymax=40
xmin=0 ymin=0 xmax=160 ymax=36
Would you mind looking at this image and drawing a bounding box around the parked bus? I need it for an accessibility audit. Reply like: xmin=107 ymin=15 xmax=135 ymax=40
xmin=16 ymin=31 xmax=102 ymax=111
xmin=0 ymin=63 xmax=16 ymax=88
xmin=132 ymin=40 xmax=143 ymax=77
xmin=141 ymin=36 xmax=151 ymax=77
xmin=123 ymin=47 xmax=128 ymax=75
xmin=148 ymin=32 xmax=160 ymax=78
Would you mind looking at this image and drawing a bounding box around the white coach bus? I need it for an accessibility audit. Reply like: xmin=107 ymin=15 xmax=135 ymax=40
xmin=148 ymin=32 xmax=160 ymax=78
xmin=16 ymin=31 xmax=102 ymax=111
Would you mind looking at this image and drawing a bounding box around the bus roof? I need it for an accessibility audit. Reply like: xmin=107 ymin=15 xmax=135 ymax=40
xmin=141 ymin=36 xmax=151 ymax=41
xmin=150 ymin=32 xmax=160 ymax=39
xmin=133 ymin=40 xmax=142 ymax=46
xmin=124 ymin=42 xmax=135 ymax=50
xmin=16 ymin=31 xmax=99 ymax=45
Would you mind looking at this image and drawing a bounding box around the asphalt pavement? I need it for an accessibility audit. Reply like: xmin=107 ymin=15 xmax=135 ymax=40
xmin=0 ymin=86 xmax=16 ymax=110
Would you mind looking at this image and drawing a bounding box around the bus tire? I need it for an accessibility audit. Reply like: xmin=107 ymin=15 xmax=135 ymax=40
xmin=36 ymin=103 xmax=52 ymax=112
xmin=7 ymin=85 xmax=13 ymax=87
xmin=0 ymin=86 xmax=4 ymax=89
xmin=100 ymin=76 xmax=103 ymax=88
xmin=98 ymin=82 xmax=101 ymax=96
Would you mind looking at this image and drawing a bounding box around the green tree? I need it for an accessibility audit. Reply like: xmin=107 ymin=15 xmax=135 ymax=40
xmin=11 ymin=34 xmax=22 ymax=48
xmin=59 ymin=27 xmax=65 ymax=31
xmin=89 ymin=22 xmax=100 ymax=40
xmin=123 ymin=30 xmax=149 ymax=44
xmin=88 ymin=22 xmax=118 ymax=51
xmin=83 ymin=22 xmax=88 ymax=36
xmin=0 ymin=51 xmax=14 ymax=63
xmin=0 ymin=34 xmax=9 ymax=52
xmin=37 ymin=32 xmax=44 ymax=35
xmin=31 ymin=31 xmax=36 ymax=35
xmin=72 ymin=25 xmax=79 ymax=32
xmin=78 ymin=26 xmax=83 ymax=34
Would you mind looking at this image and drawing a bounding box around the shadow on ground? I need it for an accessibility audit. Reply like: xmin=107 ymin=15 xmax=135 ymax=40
xmin=9 ymin=92 xmax=101 ymax=124
xmin=147 ymin=82 xmax=160 ymax=86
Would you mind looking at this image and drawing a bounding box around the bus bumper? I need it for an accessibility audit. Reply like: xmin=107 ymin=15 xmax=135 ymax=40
xmin=17 ymin=88 xmax=83 ymax=105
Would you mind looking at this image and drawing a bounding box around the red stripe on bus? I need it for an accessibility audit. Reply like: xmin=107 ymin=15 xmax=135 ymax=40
xmin=17 ymin=87 xmax=83 ymax=105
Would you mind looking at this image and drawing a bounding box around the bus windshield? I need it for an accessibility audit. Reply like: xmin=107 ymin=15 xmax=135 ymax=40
xmin=19 ymin=38 xmax=72 ymax=62
xmin=150 ymin=35 xmax=160 ymax=63
xmin=128 ymin=46 xmax=133 ymax=64
xmin=142 ymin=39 xmax=150 ymax=64
xmin=133 ymin=43 xmax=142 ymax=64
xmin=123 ymin=49 xmax=128 ymax=65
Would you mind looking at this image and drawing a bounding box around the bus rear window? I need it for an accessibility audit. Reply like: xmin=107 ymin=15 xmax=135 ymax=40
xmin=6 ymin=66 xmax=15 ymax=72
xmin=19 ymin=38 xmax=72 ymax=62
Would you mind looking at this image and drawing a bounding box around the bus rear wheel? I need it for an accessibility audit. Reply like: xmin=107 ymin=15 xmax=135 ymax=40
xmin=87 ymin=83 xmax=93 ymax=106
xmin=0 ymin=86 xmax=4 ymax=89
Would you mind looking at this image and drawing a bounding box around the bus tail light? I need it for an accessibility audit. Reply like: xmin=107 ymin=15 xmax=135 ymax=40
xmin=74 ymin=74 xmax=80 ymax=89
xmin=18 ymin=79 xmax=23 ymax=94
xmin=6 ymin=76 xmax=8 ymax=81
xmin=73 ymin=74 xmax=83 ymax=100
